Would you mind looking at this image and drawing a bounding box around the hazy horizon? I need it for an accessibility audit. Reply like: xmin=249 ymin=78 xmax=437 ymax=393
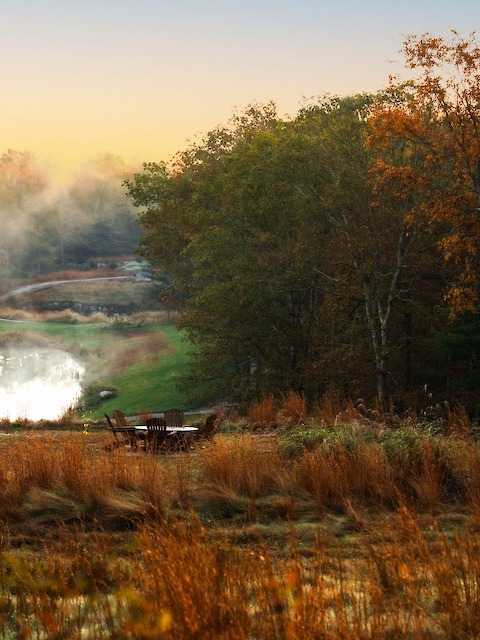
xmin=2 ymin=0 xmax=480 ymax=183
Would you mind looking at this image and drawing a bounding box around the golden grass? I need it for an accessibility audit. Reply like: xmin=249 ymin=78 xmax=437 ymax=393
xmin=2 ymin=509 xmax=480 ymax=637
xmin=0 ymin=424 xmax=478 ymax=524
xmin=278 ymin=391 xmax=307 ymax=426
xmin=2 ymin=412 xmax=480 ymax=636
xmin=0 ymin=305 xmax=180 ymax=325
xmin=247 ymin=393 xmax=278 ymax=429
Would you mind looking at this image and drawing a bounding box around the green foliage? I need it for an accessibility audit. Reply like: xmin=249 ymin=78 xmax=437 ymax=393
xmin=279 ymin=426 xmax=333 ymax=458
xmin=124 ymin=52 xmax=480 ymax=407
xmin=77 ymin=383 xmax=118 ymax=413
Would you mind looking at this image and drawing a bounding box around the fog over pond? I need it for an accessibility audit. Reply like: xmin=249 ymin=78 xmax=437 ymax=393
xmin=0 ymin=347 xmax=85 ymax=421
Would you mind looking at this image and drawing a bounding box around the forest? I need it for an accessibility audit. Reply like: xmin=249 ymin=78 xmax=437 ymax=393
xmin=125 ymin=32 xmax=480 ymax=411
xmin=0 ymin=151 xmax=142 ymax=276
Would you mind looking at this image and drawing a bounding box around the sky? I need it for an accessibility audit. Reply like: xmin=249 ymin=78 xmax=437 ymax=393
xmin=1 ymin=0 xmax=480 ymax=182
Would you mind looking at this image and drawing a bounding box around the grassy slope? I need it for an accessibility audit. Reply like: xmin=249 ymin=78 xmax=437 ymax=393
xmin=95 ymin=325 xmax=192 ymax=418
xmin=0 ymin=320 xmax=191 ymax=418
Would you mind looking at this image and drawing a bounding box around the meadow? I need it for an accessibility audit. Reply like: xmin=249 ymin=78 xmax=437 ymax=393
xmin=0 ymin=396 xmax=480 ymax=638
xmin=1 ymin=287 xmax=480 ymax=637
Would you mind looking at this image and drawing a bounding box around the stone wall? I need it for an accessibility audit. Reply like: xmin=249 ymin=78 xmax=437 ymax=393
xmin=39 ymin=301 xmax=134 ymax=316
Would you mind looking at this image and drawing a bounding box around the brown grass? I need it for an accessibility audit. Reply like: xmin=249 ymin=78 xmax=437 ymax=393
xmin=278 ymin=390 xmax=307 ymax=426
xmin=247 ymin=393 xmax=278 ymax=429
xmin=0 ymin=305 xmax=180 ymax=325
xmin=2 ymin=411 xmax=480 ymax=636
xmin=313 ymin=395 xmax=359 ymax=425
xmin=2 ymin=509 xmax=480 ymax=637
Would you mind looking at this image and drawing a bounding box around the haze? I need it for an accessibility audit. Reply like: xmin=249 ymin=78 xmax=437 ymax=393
xmin=1 ymin=0 xmax=479 ymax=182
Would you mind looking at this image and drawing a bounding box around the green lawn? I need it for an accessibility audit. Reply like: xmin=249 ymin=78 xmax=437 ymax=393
xmin=92 ymin=325 xmax=192 ymax=418
xmin=0 ymin=320 xmax=191 ymax=419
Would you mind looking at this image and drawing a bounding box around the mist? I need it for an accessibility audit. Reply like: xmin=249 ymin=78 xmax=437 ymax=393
xmin=0 ymin=150 xmax=144 ymax=281
xmin=0 ymin=345 xmax=85 ymax=421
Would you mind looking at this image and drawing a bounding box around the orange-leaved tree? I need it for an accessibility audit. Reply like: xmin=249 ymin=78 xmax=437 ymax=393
xmin=371 ymin=31 xmax=480 ymax=314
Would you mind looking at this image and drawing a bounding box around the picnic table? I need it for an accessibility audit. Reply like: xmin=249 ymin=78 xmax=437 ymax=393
xmin=113 ymin=425 xmax=199 ymax=452
xmin=134 ymin=426 xmax=199 ymax=433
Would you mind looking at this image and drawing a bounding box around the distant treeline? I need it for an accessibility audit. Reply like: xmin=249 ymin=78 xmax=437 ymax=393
xmin=125 ymin=32 xmax=480 ymax=411
xmin=0 ymin=151 xmax=142 ymax=277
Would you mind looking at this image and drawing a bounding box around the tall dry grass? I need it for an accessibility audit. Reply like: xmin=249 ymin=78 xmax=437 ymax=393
xmin=196 ymin=435 xmax=290 ymax=517
xmin=293 ymin=441 xmax=395 ymax=513
xmin=247 ymin=393 xmax=278 ymax=429
xmin=313 ymin=395 xmax=359 ymax=425
xmin=0 ymin=306 xmax=180 ymax=325
xmin=3 ymin=421 xmax=480 ymax=636
xmin=1 ymin=425 xmax=480 ymax=522
xmin=278 ymin=390 xmax=307 ymax=426
xmin=3 ymin=512 xmax=480 ymax=637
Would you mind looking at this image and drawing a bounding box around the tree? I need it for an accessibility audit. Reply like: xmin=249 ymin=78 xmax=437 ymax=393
xmin=381 ymin=31 xmax=480 ymax=313
xmin=67 ymin=153 xmax=142 ymax=261
xmin=128 ymin=106 xmax=344 ymax=402
xmin=128 ymin=99 xmax=441 ymax=404
xmin=0 ymin=150 xmax=49 ymax=275
xmin=176 ymin=123 xmax=336 ymax=402
xmin=294 ymin=94 xmax=443 ymax=402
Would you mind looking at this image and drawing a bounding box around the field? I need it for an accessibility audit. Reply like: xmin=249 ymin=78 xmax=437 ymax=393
xmin=0 ymin=399 xmax=480 ymax=638
xmin=21 ymin=279 xmax=168 ymax=310
xmin=4 ymin=274 xmax=173 ymax=313
xmin=1 ymin=284 xmax=480 ymax=637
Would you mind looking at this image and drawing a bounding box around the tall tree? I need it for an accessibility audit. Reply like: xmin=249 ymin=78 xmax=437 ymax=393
xmin=382 ymin=31 xmax=480 ymax=313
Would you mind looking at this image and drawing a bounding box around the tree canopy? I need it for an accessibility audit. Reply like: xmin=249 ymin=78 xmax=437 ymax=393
xmin=124 ymin=30 xmax=480 ymax=409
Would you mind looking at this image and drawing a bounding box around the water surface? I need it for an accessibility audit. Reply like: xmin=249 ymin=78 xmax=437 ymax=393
xmin=0 ymin=347 xmax=85 ymax=421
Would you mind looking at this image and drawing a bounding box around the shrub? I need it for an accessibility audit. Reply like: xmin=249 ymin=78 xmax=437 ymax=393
xmin=279 ymin=426 xmax=332 ymax=458
xmin=78 ymin=384 xmax=118 ymax=413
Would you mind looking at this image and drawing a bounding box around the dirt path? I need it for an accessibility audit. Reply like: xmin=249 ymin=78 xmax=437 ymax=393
xmin=0 ymin=276 xmax=133 ymax=300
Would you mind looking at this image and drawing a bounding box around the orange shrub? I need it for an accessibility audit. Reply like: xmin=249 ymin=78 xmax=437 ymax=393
xmin=279 ymin=391 xmax=307 ymax=426
xmin=247 ymin=394 xmax=278 ymax=430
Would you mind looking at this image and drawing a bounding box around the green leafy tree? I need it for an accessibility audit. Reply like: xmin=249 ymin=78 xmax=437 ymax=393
xmin=129 ymin=99 xmax=445 ymax=404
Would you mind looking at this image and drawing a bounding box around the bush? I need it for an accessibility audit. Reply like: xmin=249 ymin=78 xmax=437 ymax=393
xmin=77 ymin=383 xmax=118 ymax=413
xmin=279 ymin=426 xmax=333 ymax=458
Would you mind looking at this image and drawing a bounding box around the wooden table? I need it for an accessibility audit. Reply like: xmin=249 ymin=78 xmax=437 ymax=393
xmin=113 ymin=425 xmax=199 ymax=452
xmin=133 ymin=426 xmax=199 ymax=433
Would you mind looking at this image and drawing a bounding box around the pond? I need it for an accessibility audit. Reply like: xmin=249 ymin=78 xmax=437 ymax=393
xmin=0 ymin=346 xmax=85 ymax=421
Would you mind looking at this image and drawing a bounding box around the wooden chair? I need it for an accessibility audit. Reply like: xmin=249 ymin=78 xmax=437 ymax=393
xmin=164 ymin=408 xmax=184 ymax=428
xmin=202 ymin=413 xmax=218 ymax=439
xmin=112 ymin=409 xmax=139 ymax=449
xmin=113 ymin=409 xmax=128 ymax=427
xmin=146 ymin=417 xmax=168 ymax=452
xmin=105 ymin=413 xmax=121 ymax=449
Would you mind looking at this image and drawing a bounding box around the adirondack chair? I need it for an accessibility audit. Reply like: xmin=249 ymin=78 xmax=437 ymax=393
xmin=145 ymin=417 xmax=168 ymax=452
xmin=202 ymin=414 xmax=218 ymax=438
xmin=112 ymin=410 xmax=139 ymax=449
xmin=105 ymin=413 xmax=136 ymax=448
xmin=164 ymin=408 xmax=184 ymax=428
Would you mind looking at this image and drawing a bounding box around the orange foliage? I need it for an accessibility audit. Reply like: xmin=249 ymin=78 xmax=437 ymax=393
xmin=367 ymin=31 xmax=480 ymax=313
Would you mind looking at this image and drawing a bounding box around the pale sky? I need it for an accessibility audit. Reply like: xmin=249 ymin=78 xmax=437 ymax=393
xmin=1 ymin=0 xmax=480 ymax=181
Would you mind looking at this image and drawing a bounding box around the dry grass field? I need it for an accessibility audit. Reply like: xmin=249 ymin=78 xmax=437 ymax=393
xmin=0 ymin=396 xmax=480 ymax=637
